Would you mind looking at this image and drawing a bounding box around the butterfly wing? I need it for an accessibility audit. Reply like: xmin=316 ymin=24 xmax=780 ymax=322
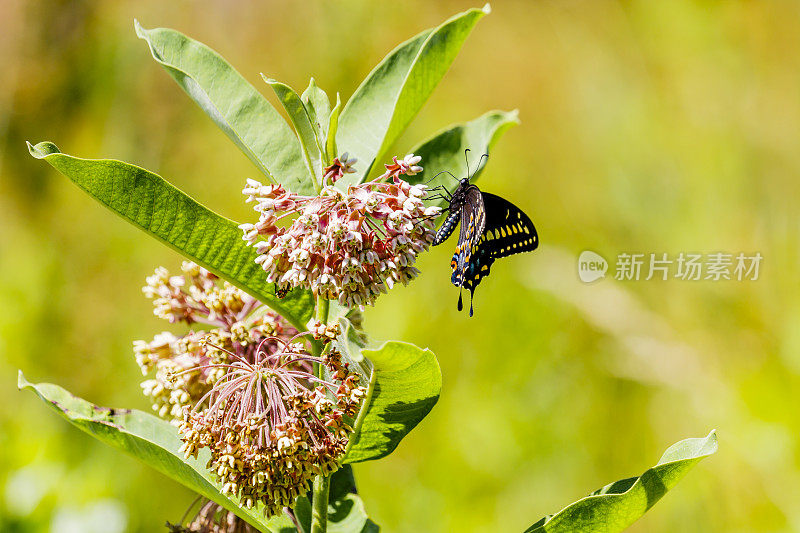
xmin=459 ymin=192 xmax=538 ymax=315
xmin=480 ymin=192 xmax=538 ymax=259
xmin=450 ymin=186 xmax=486 ymax=288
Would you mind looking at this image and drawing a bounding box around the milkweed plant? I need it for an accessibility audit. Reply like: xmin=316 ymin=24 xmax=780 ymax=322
xmin=20 ymin=5 xmax=717 ymax=532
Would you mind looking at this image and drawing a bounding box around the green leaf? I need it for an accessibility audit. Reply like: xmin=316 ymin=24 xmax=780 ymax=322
xmin=407 ymin=110 xmax=520 ymax=207
xmin=525 ymin=431 xmax=719 ymax=533
xmin=265 ymin=77 xmax=323 ymax=187
xmin=327 ymin=494 xmax=376 ymax=533
xmin=293 ymin=466 xmax=373 ymax=533
xmin=27 ymin=141 xmax=314 ymax=331
xmin=18 ymin=371 xmax=287 ymax=532
xmin=326 ymin=94 xmax=342 ymax=163
xmin=336 ymin=5 xmax=490 ymax=184
xmin=344 ymin=341 xmax=442 ymax=463
xmin=301 ymin=78 xmax=332 ymax=155
xmin=293 ymin=493 xmax=376 ymax=533
xmin=329 ymin=464 xmax=358 ymax=501
xmin=134 ymin=21 xmax=313 ymax=194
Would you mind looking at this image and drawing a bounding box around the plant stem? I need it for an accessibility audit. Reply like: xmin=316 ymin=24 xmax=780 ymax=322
xmin=316 ymin=297 xmax=329 ymax=329
xmin=310 ymin=473 xmax=331 ymax=533
xmin=310 ymin=297 xmax=330 ymax=359
xmin=310 ymin=295 xmax=330 ymax=533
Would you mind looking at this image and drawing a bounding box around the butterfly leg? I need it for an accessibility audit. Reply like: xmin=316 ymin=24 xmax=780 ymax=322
xmin=429 ymin=185 xmax=453 ymax=200
xmin=429 ymin=184 xmax=452 ymax=194
xmin=426 ymin=194 xmax=449 ymax=202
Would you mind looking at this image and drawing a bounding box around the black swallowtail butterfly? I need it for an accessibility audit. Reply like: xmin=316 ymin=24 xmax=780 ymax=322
xmin=430 ymin=152 xmax=539 ymax=316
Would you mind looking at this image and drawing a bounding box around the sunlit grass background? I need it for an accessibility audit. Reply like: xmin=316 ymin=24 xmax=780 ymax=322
xmin=2 ymin=1 xmax=799 ymax=531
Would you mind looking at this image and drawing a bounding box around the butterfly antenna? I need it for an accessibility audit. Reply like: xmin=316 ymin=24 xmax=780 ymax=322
xmin=464 ymin=148 xmax=471 ymax=178
xmin=475 ymin=153 xmax=489 ymax=175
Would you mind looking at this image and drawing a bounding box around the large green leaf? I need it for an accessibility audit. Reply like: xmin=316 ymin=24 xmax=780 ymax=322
xmin=525 ymin=431 xmax=718 ymax=533
xmin=265 ymin=77 xmax=323 ymax=188
xmin=18 ymin=372 xmax=286 ymax=532
xmin=407 ymin=110 xmax=519 ymax=207
xmin=27 ymin=141 xmax=314 ymax=330
xmin=134 ymin=21 xmax=313 ymax=194
xmin=336 ymin=5 xmax=490 ymax=184
xmin=344 ymin=341 xmax=442 ymax=463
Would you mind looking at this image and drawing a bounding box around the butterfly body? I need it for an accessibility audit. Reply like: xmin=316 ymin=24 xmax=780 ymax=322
xmin=433 ymin=177 xmax=538 ymax=316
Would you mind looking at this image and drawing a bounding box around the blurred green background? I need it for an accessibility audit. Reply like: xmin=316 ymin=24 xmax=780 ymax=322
xmin=2 ymin=0 xmax=798 ymax=531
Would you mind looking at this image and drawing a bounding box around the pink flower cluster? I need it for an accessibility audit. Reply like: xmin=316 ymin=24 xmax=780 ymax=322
xmin=239 ymin=154 xmax=440 ymax=308
xmin=179 ymin=323 xmax=365 ymax=516
xmin=135 ymin=262 xmax=300 ymax=422
xmin=135 ymin=264 xmax=366 ymax=520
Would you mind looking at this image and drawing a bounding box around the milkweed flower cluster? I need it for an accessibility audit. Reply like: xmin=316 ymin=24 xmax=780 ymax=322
xmin=239 ymin=154 xmax=440 ymax=308
xmin=134 ymin=262 xmax=298 ymax=423
xmin=179 ymin=324 xmax=365 ymax=516
xmin=134 ymin=263 xmax=367 ymax=519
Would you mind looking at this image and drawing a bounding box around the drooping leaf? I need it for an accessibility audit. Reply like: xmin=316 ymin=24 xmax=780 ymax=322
xmin=27 ymin=141 xmax=314 ymax=330
xmin=525 ymin=431 xmax=719 ymax=533
xmin=344 ymin=341 xmax=442 ymax=463
xmin=18 ymin=372 xmax=289 ymax=532
xmin=265 ymin=77 xmax=323 ymax=187
xmin=408 ymin=110 xmax=519 ymax=207
xmin=336 ymin=5 xmax=490 ymax=184
xmin=134 ymin=21 xmax=314 ymax=194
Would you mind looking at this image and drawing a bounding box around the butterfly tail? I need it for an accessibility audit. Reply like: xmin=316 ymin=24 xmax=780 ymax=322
xmin=452 ymin=250 xmax=468 ymax=312
xmin=469 ymin=289 xmax=474 ymax=317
